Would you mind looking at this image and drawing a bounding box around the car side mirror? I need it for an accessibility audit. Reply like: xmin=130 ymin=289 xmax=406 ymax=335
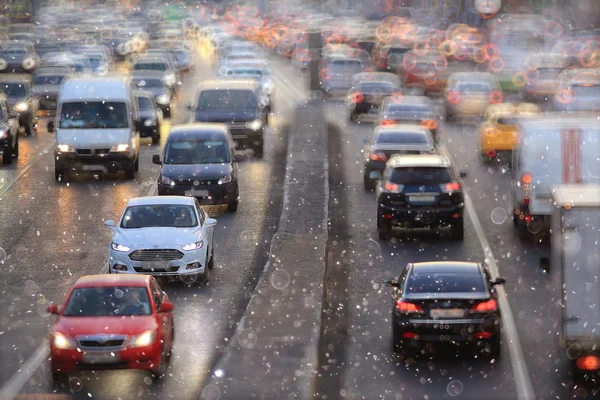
xmin=152 ymin=154 xmax=161 ymax=165
xmin=459 ymin=171 xmax=467 ymax=178
xmin=382 ymin=278 xmax=399 ymax=287
xmin=491 ymin=277 xmax=506 ymax=286
xmin=47 ymin=304 xmax=59 ymax=314
xmin=205 ymin=217 xmax=217 ymax=227
xmin=104 ymin=220 xmax=115 ymax=228
xmin=159 ymin=302 xmax=174 ymax=312
xmin=540 ymin=257 xmax=550 ymax=272
xmin=47 ymin=120 xmax=55 ymax=133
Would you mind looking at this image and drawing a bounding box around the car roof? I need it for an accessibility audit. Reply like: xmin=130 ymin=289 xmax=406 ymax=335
xmin=197 ymin=79 xmax=259 ymax=91
xmin=387 ymin=154 xmax=451 ymax=168
xmin=126 ymin=195 xmax=196 ymax=207
xmin=59 ymin=77 xmax=130 ymax=101
xmin=74 ymin=274 xmax=150 ymax=288
xmin=169 ymin=123 xmax=228 ymax=137
xmin=410 ymin=261 xmax=482 ymax=275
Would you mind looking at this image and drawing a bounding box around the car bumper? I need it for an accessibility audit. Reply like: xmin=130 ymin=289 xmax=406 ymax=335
xmin=157 ymin=181 xmax=237 ymax=205
xmin=394 ymin=316 xmax=500 ymax=344
xmin=109 ymin=247 xmax=208 ymax=276
xmin=55 ymin=151 xmax=136 ymax=172
xmin=50 ymin=343 xmax=161 ymax=374
xmin=378 ymin=204 xmax=464 ymax=227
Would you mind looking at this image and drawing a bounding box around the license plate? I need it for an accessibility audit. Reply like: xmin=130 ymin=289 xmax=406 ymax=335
xmin=141 ymin=261 xmax=167 ymax=270
xmin=409 ymin=195 xmax=436 ymax=203
xmin=185 ymin=190 xmax=209 ymax=197
xmin=430 ymin=308 xmax=464 ymax=319
xmin=82 ymin=165 xmax=104 ymax=171
xmin=82 ymin=352 xmax=120 ymax=364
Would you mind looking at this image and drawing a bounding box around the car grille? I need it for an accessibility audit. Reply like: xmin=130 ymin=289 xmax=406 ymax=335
xmin=176 ymin=179 xmax=219 ymax=186
xmin=79 ymin=339 xmax=125 ymax=347
xmin=129 ymin=249 xmax=184 ymax=261
xmin=133 ymin=265 xmax=179 ymax=273
xmin=75 ymin=149 xmax=111 ymax=156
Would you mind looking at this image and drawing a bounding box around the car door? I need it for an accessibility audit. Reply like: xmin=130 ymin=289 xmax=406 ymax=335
xmin=194 ymin=200 xmax=213 ymax=253
xmin=150 ymin=279 xmax=172 ymax=347
xmin=1 ymin=99 xmax=18 ymax=147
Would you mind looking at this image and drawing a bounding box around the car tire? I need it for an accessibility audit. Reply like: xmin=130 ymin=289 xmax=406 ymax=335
xmin=151 ymin=353 xmax=169 ymax=380
xmin=227 ymin=200 xmax=238 ymax=212
xmin=152 ymin=127 xmax=160 ymax=145
xmin=517 ymin=218 xmax=531 ymax=241
xmin=24 ymin=122 xmax=32 ymax=136
xmin=208 ymin=245 xmax=214 ymax=270
xmin=2 ymin=144 xmax=12 ymax=165
xmin=392 ymin=324 xmax=403 ymax=355
xmin=363 ymin=176 xmax=376 ymax=191
xmin=200 ymin=266 xmax=210 ymax=284
xmin=350 ymin=112 xmax=358 ymax=122
xmin=55 ymin=166 xmax=68 ymax=182
xmin=13 ymin=135 xmax=18 ymax=158
xmin=134 ymin=155 xmax=139 ymax=172
xmin=378 ymin=218 xmax=392 ymax=241
xmin=125 ymin=162 xmax=135 ymax=179
xmin=450 ymin=218 xmax=464 ymax=240
xmin=488 ymin=335 xmax=501 ymax=359
xmin=253 ymin=140 xmax=264 ymax=158
xmin=163 ymin=108 xmax=171 ymax=119
xmin=512 ymin=208 xmax=518 ymax=227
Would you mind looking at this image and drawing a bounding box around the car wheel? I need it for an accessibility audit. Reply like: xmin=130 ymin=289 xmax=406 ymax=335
xmin=24 ymin=122 xmax=32 ymax=136
xmin=517 ymin=218 xmax=530 ymax=241
xmin=253 ymin=140 xmax=264 ymax=158
xmin=200 ymin=266 xmax=210 ymax=284
xmin=227 ymin=200 xmax=238 ymax=212
xmin=450 ymin=218 xmax=464 ymax=240
xmin=152 ymin=128 xmax=160 ymax=145
xmin=363 ymin=174 xmax=376 ymax=191
xmin=163 ymin=108 xmax=171 ymax=119
xmin=151 ymin=353 xmax=169 ymax=380
xmin=392 ymin=323 xmax=403 ymax=355
xmin=350 ymin=112 xmax=358 ymax=122
xmin=125 ymin=162 xmax=135 ymax=179
xmin=208 ymin=245 xmax=214 ymax=270
xmin=488 ymin=335 xmax=501 ymax=359
xmin=2 ymin=144 xmax=12 ymax=165
xmin=378 ymin=218 xmax=392 ymax=241
xmin=13 ymin=135 xmax=18 ymax=157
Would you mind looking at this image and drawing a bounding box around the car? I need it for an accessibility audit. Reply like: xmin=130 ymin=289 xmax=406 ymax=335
xmin=478 ymin=102 xmax=540 ymax=163
xmin=217 ymin=63 xmax=274 ymax=112
xmin=133 ymin=90 xmax=162 ymax=145
xmin=0 ymin=74 xmax=37 ymax=135
xmin=189 ymin=79 xmax=268 ymax=157
xmin=105 ymin=196 xmax=217 ymax=283
xmin=132 ymin=56 xmax=179 ymax=93
xmin=372 ymin=43 xmax=411 ymax=72
xmin=521 ymin=53 xmax=571 ymax=101
xmin=154 ymin=124 xmax=239 ymax=211
xmin=72 ymin=46 xmax=114 ymax=76
xmin=376 ymin=154 xmax=466 ymax=240
xmin=445 ymin=72 xmax=503 ymax=121
xmin=383 ymin=261 xmax=505 ymax=359
xmin=347 ymin=75 xmax=402 ymax=122
xmin=376 ymin=96 xmax=440 ymax=141
xmin=320 ymin=54 xmax=372 ymax=97
xmin=551 ymin=68 xmax=600 ymax=113
xmin=47 ymin=274 xmax=175 ymax=382
xmin=0 ymin=94 xmax=19 ymax=165
xmin=363 ymin=125 xmax=435 ymax=190
xmin=31 ymin=66 xmax=72 ymax=120
xmin=131 ymin=71 xmax=173 ymax=118
xmin=0 ymin=41 xmax=39 ymax=73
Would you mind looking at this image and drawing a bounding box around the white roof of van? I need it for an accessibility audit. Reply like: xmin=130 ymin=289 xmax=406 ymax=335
xmin=59 ymin=77 xmax=130 ymax=102
xmin=552 ymin=184 xmax=600 ymax=207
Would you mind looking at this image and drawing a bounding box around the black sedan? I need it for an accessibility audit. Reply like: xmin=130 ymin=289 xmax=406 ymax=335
xmin=154 ymin=124 xmax=239 ymax=212
xmin=133 ymin=90 xmax=162 ymax=144
xmin=384 ymin=261 xmax=505 ymax=359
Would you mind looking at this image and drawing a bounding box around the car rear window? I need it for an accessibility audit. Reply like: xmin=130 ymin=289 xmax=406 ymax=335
xmin=406 ymin=271 xmax=485 ymax=293
xmin=134 ymin=62 xmax=167 ymax=71
xmin=359 ymin=82 xmax=394 ymax=93
xmin=455 ymin=82 xmax=492 ymax=92
xmin=331 ymin=59 xmax=363 ymax=71
xmin=389 ymin=167 xmax=452 ymax=184
xmin=375 ymin=132 xmax=430 ymax=145
xmin=198 ymin=89 xmax=257 ymax=110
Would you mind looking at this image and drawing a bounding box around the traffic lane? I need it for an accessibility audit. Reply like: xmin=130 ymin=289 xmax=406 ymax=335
xmin=322 ymin=102 xmax=518 ymax=400
xmin=13 ymin=60 xmax=303 ymax=398
xmin=441 ymin=121 xmax=583 ymax=398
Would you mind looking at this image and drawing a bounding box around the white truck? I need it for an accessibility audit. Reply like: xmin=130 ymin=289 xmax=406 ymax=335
xmin=544 ymin=184 xmax=600 ymax=378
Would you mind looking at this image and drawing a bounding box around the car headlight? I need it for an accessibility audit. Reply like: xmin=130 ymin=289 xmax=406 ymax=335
xmin=160 ymin=175 xmax=175 ymax=186
xmin=111 ymin=242 xmax=131 ymax=252
xmin=144 ymin=118 xmax=156 ymax=126
xmin=182 ymin=240 xmax=204 ymax=251
xmin=130 ymin=330 xmax=156 ymax=348
xmin=22 ymin=57 xmax=36 ymax=70
xmin=56 ymin=144 xmax=73 ymax=152
xmin=246 ymin=119 xmax=262 ymax=131
xmin=218 ymin=174 xmax=233 ymax=184
xmin=0 ymin=58 xmax=7 ymax=71
xmin=13 ymin=102 xmax=29 ymax=112
xmin=53 ymin=332 xmax=76 ymax=350
xmin=263 ymin=81 xmax=274 ymax=94
xmin=163 ymin=73 xmax=176 ymax=86
xmin=96 ymin=66 xmax=108 ymax=76
xmin=156 ymin=94 xmax=170 ymax=104
xmin=110 ymin=144 xmax=130 ymax=152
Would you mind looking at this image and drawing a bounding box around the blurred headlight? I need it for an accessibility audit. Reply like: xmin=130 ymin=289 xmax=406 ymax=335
xmin=263 ymin=81 xmax=274 ymax=93
xmin=130 ymin=330 xmax=156 ymax=348
xmin=163 ymin=73 xmax=176 ymax=86
xmin=56 ymin=144 xmax=72 ymax=152
xmin=160 ymin=175 xmax=175 ymax=186
xmin=111 ymin=144 xmax=130 ymax=152
xmin=22 ymin=57 xmax=36 ymax=70
xmin=246 ymin=119 xmax=262 ymax=131
xmin=111 ymin=242 xmax=131 ymax=252
xmin=14 ymin=102 xmax=29 ymax=112
xmin=53 ymin=332 xmax=76 ymax=350
xmin=0 ymin=58 xmax=7 ymax=71
xmin=182 ymin=240 xmax=204 ymax=251
xmin=144 ymin=119 xmax=156 ymax=127
xmin=96 ymin=66 xmax=108 ymax=76
xmin=156 ymin=94 xmax=170 ymax=104
xmin=218 ymin=174 xmax=233 ymax=185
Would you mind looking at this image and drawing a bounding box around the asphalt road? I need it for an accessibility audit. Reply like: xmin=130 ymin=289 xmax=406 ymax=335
xmin=0 ymin=42 xmax=307 ymax=399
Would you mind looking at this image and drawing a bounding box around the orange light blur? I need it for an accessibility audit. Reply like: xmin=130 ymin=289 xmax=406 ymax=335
xmin=420 ymin=120 xmax=438 ymax=130
xmin=577 ymin=356 xmax=600 ymax=371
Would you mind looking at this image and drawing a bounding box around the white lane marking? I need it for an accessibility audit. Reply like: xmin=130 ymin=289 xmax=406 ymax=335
xmin=0 ymin=344 xmax=49 ymax=400
xmin=0 ymin=142 xmax=54 ymax=200
xmin=440 ymin=144 xmax=535 ymax=400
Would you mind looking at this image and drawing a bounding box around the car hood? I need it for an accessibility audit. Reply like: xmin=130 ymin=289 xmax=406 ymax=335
xmin=161 ymin=163 xmax=233 ymax=181
xmin=195 ymin=109 xmax=259 ymax=123
xmin=54 ymin=315 xmax=157 ymax=336
xmin=56 ymin=128 xmax=131 ymax=148
xmin=113 ymin=226 xmax=202 ymax=247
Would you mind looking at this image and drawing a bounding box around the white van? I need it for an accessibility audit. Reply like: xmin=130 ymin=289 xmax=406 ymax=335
xmin=511 ymin=114 xmax=600 ymax=239
xmin=50 ymin=76 xmax=141 ymax=181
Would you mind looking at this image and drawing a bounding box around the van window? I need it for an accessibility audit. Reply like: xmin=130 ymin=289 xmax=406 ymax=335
xmin=59 ymin=102 xmax=129 ymax=129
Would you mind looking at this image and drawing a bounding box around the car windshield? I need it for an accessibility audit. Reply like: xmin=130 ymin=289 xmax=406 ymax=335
xmin=136 ymin=96 xmax=153 ymax=111
xmin=120 ymin=204 xmax=198 ymax=228
xmin=0 ymin=83 xmax=27 ymax=97
xmin=63 ymin=286 xmax=151 ymax=316
xmin=33 ymin=75 xmax=65 ymax=85
xmin=197 ymin=89 xmax=257 ymax=110
xmin=134 ymin=62 xmax=167 ymax=71
xmin=406 ymin=271 xmax=485 ymax=293
xmin=133 ymin=78 xmax=164 ymax=88
xmin=164 ymin=138 xmax=230 ymax=164
xmin=375 ymin=132 xmax=430 ymax=145
xmin=59 ymin=102 xmax=128 ymax=129
xmin=389 ymin=167 xmax=452 ymax=184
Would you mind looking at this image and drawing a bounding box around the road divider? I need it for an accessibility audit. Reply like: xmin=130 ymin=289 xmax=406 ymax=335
xmin=202 ymin=99 xmax=329 ymax=400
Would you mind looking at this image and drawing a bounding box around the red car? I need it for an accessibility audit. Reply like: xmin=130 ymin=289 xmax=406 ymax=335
xmin=47 ymin=274 xmax=175 ymax=382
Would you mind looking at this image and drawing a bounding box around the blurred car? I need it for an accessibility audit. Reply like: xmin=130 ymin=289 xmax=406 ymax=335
xmin=41 ymin=52 xmax=93 ymax=75
xmin=154 ymin=124 xmax=239 ymax=211
xmin=0 ymin=74 xmax=37 ymax=135
xmin=133 ymin=90 xmax=162 ymax=145
xmin=72 ymin=46 xmax=114 ymax=76
xmin=376 ymin=154 xmax=466 ymax=240
xmin=105 ymin=195 xmax=216 ymax=281
xmin=372 ymin=43 xmax=411 ymax=72
xmin=383 ymin=261 xmax=504 ymax=358
xmin=132 ymin=56 xmax=179 ymax=93
xmin=478 ymin=102 xmax=540 ymax=163
xmin=190 ymin=80 xmax=268 ymax=158
xmin=217 ymin=62 xmax=274 ymax=111
xmin=551 ymin=68 xmax=600 ymax=112
xmin=47 ymin=274 xmax=175 ymax=381
xmin=398 ymin=50 xmax=449 ymax=94
xmin=31 ymin=66 xmax=72 ymax=119
xmin=347 ymin=74 xmax=402 ymax=122
xmin=0 ymin=41 xmax=39 ymax=73
xmin=131 ymin=71 xmax=173 ymax=118
xmin=445 ymin=72 xmax=503 ymax=120
xmin=320 ymin=54 xmax=371 ymax=97
xmin=363 ymin=125 xmax=435 ymax=190
xmin=522 ymin=53 xmax=572 ymax=100
xmin=377 ymin=96 xmax=440 ymax=141
xmin=0 ymin=94 xmax=19 ymax=165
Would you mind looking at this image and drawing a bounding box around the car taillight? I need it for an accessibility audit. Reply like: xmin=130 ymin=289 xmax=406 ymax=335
xmin=490 ymin=90 xmax=503 ymax=104
xmin=396 ymin=300 xmax=424 ymax=314
xmin=380 ymin=120 xmax=396 ymax=126
xmin=442 ymin=182 xmax=461 ymax=192
xmin=471 ymin=299 xmax=497 ymax=312
xmin=351 ymin=92 xmax=364 ymax=103
xmin=370 ymin=152 xmax=387 ymax=162
xmin=521 ymin=172 xmax=532 ymax=204
xmin=384 ymin=183 xmax=399 ymax=191
xmin=420 ymin=120 xmax=438 ymax=130
xmin=447 ymin=90 xmax=461 ymax=104
xmin=577 ymin=356 xmax=600 ymax=371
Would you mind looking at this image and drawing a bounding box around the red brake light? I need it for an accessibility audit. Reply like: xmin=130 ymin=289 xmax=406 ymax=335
xmin=420 ymin=119 xmax=438 ymax=130
xmin=351 ymin=92 xmax=364 ymax=103
xmin=447 ymin=90 xmax=461 ymax=104
xmin=445 ymin=182 xmax=461 ymax=191
xmin=369 ymin=152 xmax=387 ymax=162
xmin=521 ymin=172 xmax=532 ymax=185
xmin=490 ymin=90 xmax=503 ymax=104
xmin=577 ymin=356 xmax=600 ymax=371
xmin=380 ymin=120 xmax=396 ymax=126
xmin=384 ymin=183 xmax=399 ymax=191
xmin=396 ymin=300 xmax=424 ymax=313
xmin=471 ymin=299 xmax=497 ymax=312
